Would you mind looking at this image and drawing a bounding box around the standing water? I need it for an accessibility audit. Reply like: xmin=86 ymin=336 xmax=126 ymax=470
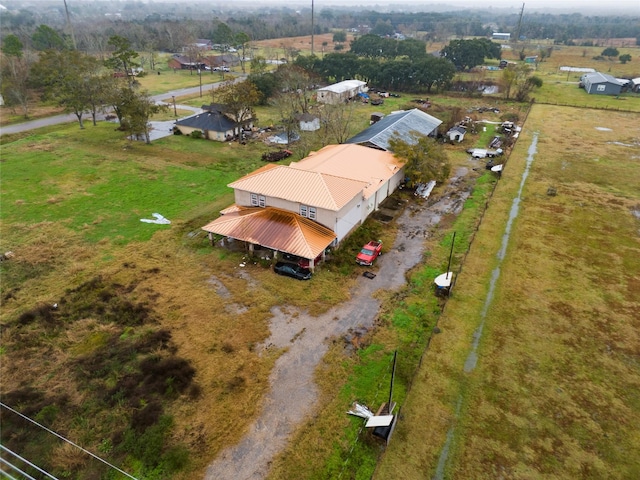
xmin=433 ymin=133 xmax=539 ymax=480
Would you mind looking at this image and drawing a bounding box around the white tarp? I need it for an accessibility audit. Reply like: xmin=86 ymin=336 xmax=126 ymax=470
xmin=140 ymin=213 xmax=171 ymax=224
xmin=434 ymin=272 xmax=453 ymax=287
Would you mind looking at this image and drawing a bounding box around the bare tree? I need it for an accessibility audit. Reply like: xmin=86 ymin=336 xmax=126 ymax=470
xmin=318 ymin=101 xmax=357 ymax=145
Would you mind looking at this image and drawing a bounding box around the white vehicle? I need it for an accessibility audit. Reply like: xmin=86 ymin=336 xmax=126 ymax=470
xmin=213 ymin=66 xmax=230 ymax=72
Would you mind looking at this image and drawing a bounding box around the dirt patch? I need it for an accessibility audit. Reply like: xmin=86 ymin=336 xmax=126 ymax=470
xmin=252 ymin=33 xmax=354 ymax=53
xmin=204 ymin=168 xmax=476 ymax=480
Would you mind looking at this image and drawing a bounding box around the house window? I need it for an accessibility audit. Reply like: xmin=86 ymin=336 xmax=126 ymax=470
xmin=597 ymin=84 xmax=606 ymax=92
xmin=251 ymin=194 xmax=266 ymax=207
xmin=299 ymin=205 xmax=317 ymax=219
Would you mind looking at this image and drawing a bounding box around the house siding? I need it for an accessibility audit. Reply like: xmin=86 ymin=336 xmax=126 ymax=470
xmin=233 ymin=188 xmax=366 ymax=244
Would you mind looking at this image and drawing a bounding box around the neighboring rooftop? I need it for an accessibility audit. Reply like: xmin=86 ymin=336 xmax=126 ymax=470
xmin=345 ymin=108 xmax=442 ymax=151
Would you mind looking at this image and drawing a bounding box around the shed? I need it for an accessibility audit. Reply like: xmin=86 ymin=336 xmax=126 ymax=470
xmin=580 ymin=72 xmax=624 ymax=95
xmin=295 ymin=113 xmax=320 ymax=132
xmin=446 ymin=125 xmax=467 ymax=143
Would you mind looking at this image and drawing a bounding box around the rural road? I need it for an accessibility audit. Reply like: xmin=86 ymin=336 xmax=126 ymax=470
xmin=0 ymin=77 xmax=243 ymax=136
xmin=204 ymin=168 xmax=473 ymax=480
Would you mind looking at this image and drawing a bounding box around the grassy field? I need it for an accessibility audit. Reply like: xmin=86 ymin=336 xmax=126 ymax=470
xmin=0 ymin=122 xmax=374 ymax=478
xmin=375 ymin=104 xmax=640 ymax=479
xmin=1 ymin=42 xmax=638 ymax=479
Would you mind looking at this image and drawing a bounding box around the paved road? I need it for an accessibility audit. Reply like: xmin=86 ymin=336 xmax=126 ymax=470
xmin=0 ymin=77 xmax=243 ymax=136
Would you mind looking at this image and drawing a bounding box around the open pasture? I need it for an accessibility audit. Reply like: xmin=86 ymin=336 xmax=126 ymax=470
xmin=376 ymin=104 xmax=640 ymax=479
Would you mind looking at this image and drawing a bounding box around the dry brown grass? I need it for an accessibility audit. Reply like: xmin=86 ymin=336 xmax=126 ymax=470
xmin=252 ymin=33 xmax=355 ymax=55
xmin=376 ymin=104 xmax=640 ymax=479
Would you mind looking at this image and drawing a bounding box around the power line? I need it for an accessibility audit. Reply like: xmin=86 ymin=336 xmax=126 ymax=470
xmin=0 ymin=457 xmax=37 ymax=480
xmin=0 ymin=403 xmax=139 ymax=480
xmin=1 ymin=445 xmax=58 ymax=480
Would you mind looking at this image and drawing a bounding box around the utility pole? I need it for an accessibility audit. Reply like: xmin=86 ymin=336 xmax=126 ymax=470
xmin=515 ymin=3 xmax=525 ymax=44
xmin=311 ymin=0 xmax=315 ymax=56
xmin=63 ymin=0 xmax=77 ymax=49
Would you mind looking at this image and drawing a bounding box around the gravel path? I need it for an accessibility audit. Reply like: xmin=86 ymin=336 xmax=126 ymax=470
xmin=204 ymin=168 xmax=472 ymax=480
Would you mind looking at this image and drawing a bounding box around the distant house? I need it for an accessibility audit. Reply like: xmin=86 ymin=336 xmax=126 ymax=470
xmin=193 ymin=39 xmax=213 ymax=50
xmin=346 ymin=108 xmax=442 ymax=151
xmin=204 ymin=54 xmax=241 ymax=69
xmin=446 ymin=125 xmax=467 ymax=143
xmin=201 ymin=144 xmax=405 ymax=264
xmin=295 ymin=113 xmax=320 ymax=132
xmin=175 ymin=107 xmax=253 ymax=141
xmin=317 ymin=80 xmax=367 ymax=104
xmin=580 ymin=72 xmax=624 ymax=95
xmin=168 ymin=55 xmax=206 ymax=71
xmin=492 ymin=32 xmax=511 ymax=41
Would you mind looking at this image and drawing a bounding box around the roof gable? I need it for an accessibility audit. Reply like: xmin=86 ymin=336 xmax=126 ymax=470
xmin=229 ymin=165 xmax=366 ymax=211
xmin=290 ymin=144 xmax=403 ymax=199
xmin=583 ymin=72 xmax=624 ymax=86
xmin=346 ymin=108 xmax=442 ymax=151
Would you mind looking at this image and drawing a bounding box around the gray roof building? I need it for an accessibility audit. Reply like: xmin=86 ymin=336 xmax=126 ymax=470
xmin=581 ymin=72 xmax=624 ymax=95
xmin=345 ymin=108 xmax=442 ymax=151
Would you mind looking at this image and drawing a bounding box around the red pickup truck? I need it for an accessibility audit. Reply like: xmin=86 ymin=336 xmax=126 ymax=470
xmin=356 ymin=240 xmax=383 ymax=266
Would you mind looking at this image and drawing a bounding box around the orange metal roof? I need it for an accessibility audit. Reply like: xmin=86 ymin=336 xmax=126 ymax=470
xmin=202 ymin=207 xmax=336 ymax=259
xmin=290 ymin=144 xmax=404 ymax=199
xmin=229 ymin=164 xmax=367 ymax=211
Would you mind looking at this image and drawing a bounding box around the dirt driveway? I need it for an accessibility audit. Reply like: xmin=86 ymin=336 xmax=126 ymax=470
xmin=204 ymin=168 xmax=474 ymax=480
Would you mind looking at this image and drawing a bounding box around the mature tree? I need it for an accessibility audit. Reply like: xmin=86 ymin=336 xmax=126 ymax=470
xmin=212 ymin=80 xmax=260 ymax=139
xmin=397 ymin=38 xmax=427 ymax=59
xmin=317 ymin=52 xmax=360 ymax=82
xmin=31 ymin=25 xmax=66 ymax=51
xmin=414 ymin=56 xmax=456 ymax=92
xmin=370 ymin=20 xmax=395 ymax=37
xmin=389 ymin=133 xmax=450 ymax=184
xmin=350 ymin=34 xmax=396 ymax=59
xmin=249 ymin=72 xmax=277 ymax=105
xmin=103 ymin=80 xmax=136 ymax=125
xmin=441 ymin=38 xmax=501 ymax=71
xmin=213 ymin=22 xmax=234 ymax=48
xmin=105 ymin=35 xmax=139 ymax=79
xmin=120 ymin=89 xmax=164 ymax=144
xmin=332 ymin=31 xmax=347 ymax=43
xmin=619 ymin=53 xmax=632 ymax=64
xmin=235 ymin=32 xmax=250 ymax=73
xmin=1 ymin=34 xmax=24 ymax=58
xmin=86 ymin=74 xmax=113 ymax=126
xmin=601 ymin=47 xmax=619 ymax=58
xmin=1 ymin=35 xmax=31 ymax=117
xmin=31 ymin=50 xmax=101 ymax=128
